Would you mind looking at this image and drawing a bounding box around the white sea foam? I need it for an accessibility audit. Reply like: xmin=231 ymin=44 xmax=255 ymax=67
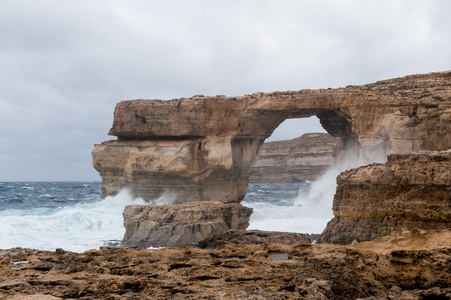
xmin=246 ymin=201 xmax=331 ymax=233
xmin=0 ymin=189 xmax=146 ymax=252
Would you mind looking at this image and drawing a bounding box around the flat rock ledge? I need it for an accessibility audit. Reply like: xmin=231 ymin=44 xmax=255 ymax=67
xmin=196 ymin=229 xmax=311 ymax=249
xmin=122 ymin=201 xmax=253 ymax=248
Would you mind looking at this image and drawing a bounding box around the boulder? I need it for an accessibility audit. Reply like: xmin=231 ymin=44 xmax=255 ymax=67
xmin=319 ymin=150 xmax=451 ymax=244
xmin=122 ymin=201 xmax=253 ymax=248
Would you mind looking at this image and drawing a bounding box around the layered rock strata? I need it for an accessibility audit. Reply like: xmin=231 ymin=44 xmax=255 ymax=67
xmin=249 ymin=133 xmax=342 ymax=182
xmin=319 ymin=150 xmax=451 ymax=244
xmin=92 ymin=138 xmax=255 ymax=204
xmin=93 ymin=71 xmax=451 ymax=203
xmin=122 ymin=201 xmax=252 ymax=248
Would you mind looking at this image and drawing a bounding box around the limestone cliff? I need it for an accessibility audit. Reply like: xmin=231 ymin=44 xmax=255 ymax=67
xmin=319 ymin=150 xmax=451 ymax=244
xmin=93 ymin=71 xmax=451 ymax=204
xmin=249 ymin=133 xmax=342 ymax=182
xmin=92 ymin=138 xmax=254 ymax=204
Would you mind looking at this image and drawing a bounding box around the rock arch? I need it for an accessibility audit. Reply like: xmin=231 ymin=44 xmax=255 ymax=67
xmin=93 ymin=71 xmax=451 ymax=203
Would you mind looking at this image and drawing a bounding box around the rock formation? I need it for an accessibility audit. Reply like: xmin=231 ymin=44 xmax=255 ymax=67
xmin=196 ymin=229 xmax=311 ymax=248
xmin=319 ymin=150 xmax=451 ymax=244
xmin=249 ymin=133 xmax=342 ymax=182
xmin=91 ymin=71 xmax=451 ymax=248
xmin=1 ymin=230 xmax=450 ymax=299
xmin=122 ymin=202 xmax=252 ymax=248
xmin=93 ymin=71 xmax=451 ymax=204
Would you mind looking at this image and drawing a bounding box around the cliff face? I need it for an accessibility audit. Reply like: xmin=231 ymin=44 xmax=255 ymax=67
xmin=319 ymin=150 xmax=451 ymax=244
xmin=249 ymin=133 xmax=342 ymax=182
xmin=92 ymin=138 xmax=256 ymax=204
xmin=93 ymin=71 xmax=451 ymax=203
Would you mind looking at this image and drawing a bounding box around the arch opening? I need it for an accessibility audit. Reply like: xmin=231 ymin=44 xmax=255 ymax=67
xmin=265 ymin=116 xmax=327 ymax=142
xmin=242 ymin=112 xmax=379 ymax=239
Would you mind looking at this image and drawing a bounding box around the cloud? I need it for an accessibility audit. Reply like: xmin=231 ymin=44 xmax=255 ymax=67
xmin=1 ymin=0 xmax=451 ymax=180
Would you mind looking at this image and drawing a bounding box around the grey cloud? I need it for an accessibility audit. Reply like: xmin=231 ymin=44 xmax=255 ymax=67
xmin=1 ymin=0 xmax=451 ymax=180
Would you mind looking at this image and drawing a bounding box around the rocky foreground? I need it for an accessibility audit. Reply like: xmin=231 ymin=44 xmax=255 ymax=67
xmin=1 ymin=230 xmax=450 ymax=299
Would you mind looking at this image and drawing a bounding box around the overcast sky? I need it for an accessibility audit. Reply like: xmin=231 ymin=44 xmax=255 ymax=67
xmin=1 ymin=0 xmax=450 ymax=181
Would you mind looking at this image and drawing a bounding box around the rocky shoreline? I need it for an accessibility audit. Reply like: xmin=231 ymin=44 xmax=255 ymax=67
xmin=1 ymin=230 xmax=450 ymax=299
xmin=3 ymin=71 xmax=449 ymax=299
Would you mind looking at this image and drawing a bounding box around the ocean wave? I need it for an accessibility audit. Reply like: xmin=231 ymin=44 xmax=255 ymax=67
xmin=0 ymin=189 xmax=146 ymax=252
xmin=39 ymin=194 xmax=54 ymax=199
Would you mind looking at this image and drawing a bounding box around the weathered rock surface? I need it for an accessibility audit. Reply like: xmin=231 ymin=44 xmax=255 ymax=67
xmin=93 ymin=71 xmax=451 ymax=203
xmin=250 ymin=132 xmax=342 ymax=182
xmin=92 ymin=137 xmax=257 ymax=203
xmin=319 ymin=150 xmax=451 ymax=244
xmin=196 ymin=229 xmax=312 ymax=248
xmin=122 ymin=201 xmax=253 ymax=248
xmin=1 ymin=230 xmax=450 ymax=299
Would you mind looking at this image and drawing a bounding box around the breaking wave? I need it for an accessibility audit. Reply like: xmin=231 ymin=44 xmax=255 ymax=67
xmin=0 ymin=188 xmax=146 ymax=252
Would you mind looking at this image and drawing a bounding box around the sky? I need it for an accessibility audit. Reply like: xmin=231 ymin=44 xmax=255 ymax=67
xmin=1 ymin=0 xmax=450 ymax=181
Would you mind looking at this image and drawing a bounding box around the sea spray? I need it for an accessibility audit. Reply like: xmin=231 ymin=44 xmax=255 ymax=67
xmin=244 ymin=146 xmax=388 ymax=234
xmin=0 ymin=188 xmax=147 ymax=252
xmin=294 ymin=145 xmax=388 ymax=229
xmin=146 ymin=190 xmax=177 ymax=205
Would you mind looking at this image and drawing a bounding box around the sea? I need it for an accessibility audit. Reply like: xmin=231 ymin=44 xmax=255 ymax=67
xmin=0 ymin=180 xmax=335 ymax=253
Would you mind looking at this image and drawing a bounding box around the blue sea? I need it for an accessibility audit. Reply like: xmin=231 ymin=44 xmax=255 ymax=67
xmin=0 ymin=181 xmax=334 ymax=252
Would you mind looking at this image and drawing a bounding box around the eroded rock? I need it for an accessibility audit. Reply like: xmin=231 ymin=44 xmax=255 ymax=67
xmin=319 ymin=150 xmax=451 ymax=244
xmin=196 ymin=229 xmax=311 ymax=248
xmin=93 ymin=71 xmax=451 ymax=203
xmin=1 ymin=230 xmax=450 ymax=299
xmin=122 ymin=201 xmax=253 ymax=248
xmin=92 ymin=137 xmax=259 ymax=203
